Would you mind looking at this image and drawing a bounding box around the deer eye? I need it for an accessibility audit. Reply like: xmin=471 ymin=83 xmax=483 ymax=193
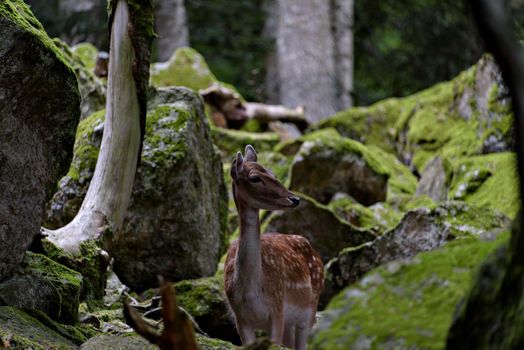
xmin=248 ymin=175 xmax=262 ymax=183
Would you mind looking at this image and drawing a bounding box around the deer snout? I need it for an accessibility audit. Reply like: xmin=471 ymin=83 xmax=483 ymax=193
xmin=289 ymin=196 xmax=300 ymax=207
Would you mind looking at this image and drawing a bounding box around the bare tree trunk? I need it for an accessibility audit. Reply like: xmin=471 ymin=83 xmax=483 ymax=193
xmin=268 ymin=0 xmax=338 ymax=124
xmin=331 ymin=0 xmax=354 ymax=110
xmin=155 ymin=0 xmax=189 ymax=62
xmin=43 ymin=0 xmax=153 ymax=254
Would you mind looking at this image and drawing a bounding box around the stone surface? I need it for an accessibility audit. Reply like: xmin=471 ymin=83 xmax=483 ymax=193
xmin=0 ymin=1 xmax=80 ymax=281
xmin=56 ymin=40 xmax=106 ymax=120
xmin=173 ymin=274 xmax=239 ymax=344
xmin=446 ymin=228 xmax=524 ymax=349
xmin=289 ymin=132 xmax=417 ymax=206
xmin=266 ymin=194 xmax=376 ymax=263
xmin=415 ymin=156 xmax=449 ymax=202
xmin=448 ymin=152 xmax=519 ymax=219
xmin=0 ymin=252 xmax=83 ymax=324
xmin=0 ymin=307 xmax=78 ymax=349
xmin=322 ymin=202 xmax=511 ymax=307
xmin=45 ymin=87 xmax=228 ymax=292
xmin=313 ymin=55 xmax=514 ymax=173
xmin=310 ymin=232 xmax=510 ymax=350
xmin=150 ymin=47 xmax=218 ymax=91
xmin=80 ymin=333 xmax=236 ymax=350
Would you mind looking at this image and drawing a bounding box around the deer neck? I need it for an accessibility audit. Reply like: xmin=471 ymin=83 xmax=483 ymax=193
xmin=235 ymin=198 xmax=262 ymax=289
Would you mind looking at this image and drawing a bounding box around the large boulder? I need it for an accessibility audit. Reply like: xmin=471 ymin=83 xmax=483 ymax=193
xmin=313 ymin=55 xmax=513 ymax=173
xmin=310 ymin=232 xmax=510 ymax=350
xmin=266 ymin=194 xmax=376 ymax=263
xmin=0 ymin=1 xmax=80 ymax=281
xmin=45 ymin=87 xmax=228 ymax=291
xmin=0 ymin=252 xmax=83 ymax=324
xmin=288 ymin=130 xmax=417 ymax=206
xmin=322 ymin=202 xmax=511 ymax=307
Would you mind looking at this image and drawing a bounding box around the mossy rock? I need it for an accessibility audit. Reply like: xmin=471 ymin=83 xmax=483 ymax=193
xmin=328 ymin=196 xmax=403 ymax=234
xmin=173 ymin=274 xmax=239 ymax=344
xmin=289 ymin=132 xmax=417 ymax=206
xmin=446 ymin=226 xmax=524 ymax=349
xmin=311 ymin=231 xmax=510 ymax=350
xmin=46 ymin=87 xmax=228 ymax=292
xmin=212 ymin=127 xmax=280 ymax=161
xmin=150 ymin=47 xmax=217 ymax=90
xmin=0 ymin=0 xmax=80 ymax=282
xmin=80 ymin=333 xmax=236 ymax=350
xmin=40 ymin=239 xmax=109 ymax=308
xmin=0 ymin=252 xmax=83 ymax=325
xmin=322 ymin=201 xmax=511 ymax=312
xmin=448 ymin=152 xmax=519 ymax=219
xmin=0 ymin=307 xmax=78 ymax=349
xmin=312 ymin=55 xmax=513 ymax=174
xmin=71 ymin=43 xmax=99 ymax=72
xmin=266 ymin=193 xmax=376 ymax=264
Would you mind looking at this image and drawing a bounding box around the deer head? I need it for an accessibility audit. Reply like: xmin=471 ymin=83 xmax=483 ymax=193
xmin=230 ymin=145 xmax=300 ymax=210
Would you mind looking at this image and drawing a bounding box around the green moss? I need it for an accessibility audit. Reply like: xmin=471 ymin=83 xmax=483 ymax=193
xmin=293 ymin=132 xmax=417 ymax=205
xmin=23 ymin=252 xmax=82 ymax=288
xmin=66 ymin=110 xmax=105 ymax=180
xmin=71 ymin=43 xmax=99 ymax=71
xmin=150 ymin=47 xmax=218 ymax=90
xmin=173 ymin=275 xmax=224 ymax=318
xmin=312 ymin=56 xmax=513 ymax=174
xmin=311 ymin=232 xmax=510 ymax=350
xmin=42 ymin=238 xmax=108 ymax=307
xmin=0 ymin=0 xmax=73 ymax=73
xmin=329 ymin=197 xmax=403 ymax=233
xmin=143 ymin=105 xmax=190 ymax=167
xmin=448 ymin=152 xmax=520 ymax=219
xmin=311 ymin=97 xmax=411 ymax=154
xmin=0 ymin=307 xmax=78 ymax=349
xmin=212 ymin=127 xmax=280 ymax=161
xmin=195 ymin=333 xmax=236 ymax=350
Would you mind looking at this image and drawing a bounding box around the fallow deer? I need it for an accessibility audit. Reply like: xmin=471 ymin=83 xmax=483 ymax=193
xmin=224 ymin=145 xmax=324 ymax=350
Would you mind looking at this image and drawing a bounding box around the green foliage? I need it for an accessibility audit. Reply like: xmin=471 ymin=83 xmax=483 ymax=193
xmin=354 ymin=0 xmax=482 ymax=105
xmin=186 ymin=0 xmax=272 ymax=101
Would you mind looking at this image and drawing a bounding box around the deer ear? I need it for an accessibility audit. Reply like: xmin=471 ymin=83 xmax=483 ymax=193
xmin=244 ymin=144 xmax=257 ymax=162
xmin=230 ymin=151 xmax=244 ymax=180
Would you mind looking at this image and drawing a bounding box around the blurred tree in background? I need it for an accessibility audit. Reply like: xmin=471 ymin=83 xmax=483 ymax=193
xmin=24 ymin=0 xmax=524 ymax=107
xmin=186 ymin=0 xmax=272 ymax=102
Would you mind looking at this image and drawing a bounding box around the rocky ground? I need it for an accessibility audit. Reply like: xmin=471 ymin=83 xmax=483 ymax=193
xmin=0 ymin=2 xmax=519 ymax=349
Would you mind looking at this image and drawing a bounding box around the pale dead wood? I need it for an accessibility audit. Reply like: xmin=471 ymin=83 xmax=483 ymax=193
xmin=42 ymin=0 xmax=143 ymax=254
xmin=200 ymin=83 xmax=308 ymax=130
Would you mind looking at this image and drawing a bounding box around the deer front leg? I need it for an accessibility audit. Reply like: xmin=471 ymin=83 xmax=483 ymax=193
xmin=237 ymin=322 xmax=256 ymax=346
xmin=269 ymin=311 xmax=285 ymax=345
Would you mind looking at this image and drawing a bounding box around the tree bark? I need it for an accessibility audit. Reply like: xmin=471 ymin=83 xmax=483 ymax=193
xmin=43 ymin=0 xmax=153 ymax=254
xmin=331 ymin=0 xmax=354 ymax=110
xmin=155 ymin=0 xmax=189 ymax=62
xmin=265 ymin=0 xmax=354 ymax=122
xmin=267 ymin=0 xmax=338 ymax=123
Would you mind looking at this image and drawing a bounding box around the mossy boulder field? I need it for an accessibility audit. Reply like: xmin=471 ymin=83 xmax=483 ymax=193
xmin=0 ymin=1 xmax=521 ymax=349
